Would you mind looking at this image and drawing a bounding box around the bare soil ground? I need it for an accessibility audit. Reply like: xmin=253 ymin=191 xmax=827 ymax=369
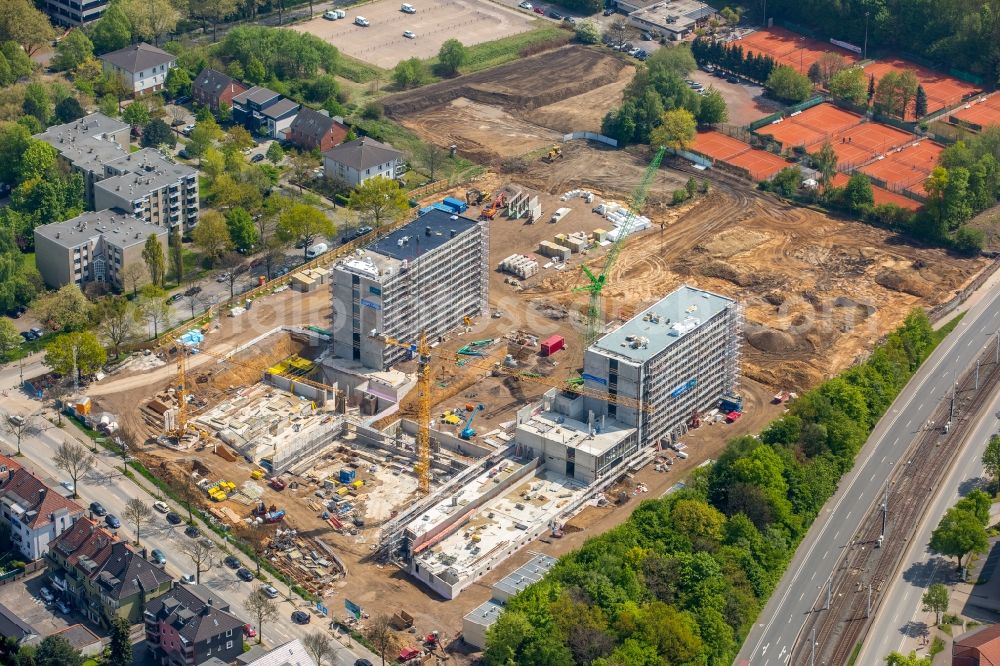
xmin=292 ymin=0 xmax=537 ymax=69
xmin=385 ymin=45 xmax=632 ymax=164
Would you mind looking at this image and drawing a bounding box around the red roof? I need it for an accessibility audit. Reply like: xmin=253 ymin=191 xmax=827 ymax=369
xmin=0 ymin=455 xmax=23 ymax=476
xmin=0 ymin=468 xmax=83 ymax=529
xmin=50 ymin=516 xmax=120 ymax=567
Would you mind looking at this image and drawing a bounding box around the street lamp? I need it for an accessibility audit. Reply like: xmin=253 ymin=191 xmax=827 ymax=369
xmin=863 ymin=11 xmax=870 ymax=60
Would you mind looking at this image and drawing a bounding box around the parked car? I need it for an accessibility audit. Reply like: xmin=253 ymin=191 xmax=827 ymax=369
xmin=291 ymin=610 xmax=311 ymax=624
xmin=547 ymin=9 xmax=562 ymax=18
xmin=401 ymin=2 xmax=416 ymax=12
xmin=166 ymin=511 xmax=182 ymax=525
xmin=150 ymin=549 xmax=167 ymax=566
xmin=237 ymin=568 xmax=254 ymax=582
xmin=181 ymin=124 xmax=195 ymax=136
xmin=166 ymin=293 xmax=183 ymax=304
xmin=603 ymin=7 xmax=614 ymax=14
xmin=726 ymin=75 xmax=740 ymax=83
xmin=641 ymin=31 xmax=653 ymax=40
xmin=354 ymin=15 xmax=370 ymax=26
xmin=251 ymin=153 xmax=265 ymax=163
xmin=55 ymin=600 xmax=70 ymax=614
xmin=243 ymin=624 xmax=257 ymax=638
xmin=323 ymin=9 xmax=338 ymax=18
xmin=533 ymin=5 xmax=545 ymax=12
xmin=8 ymin=306 xmax=25 ymax=318
xmin=174 ymin=96 xmax=191 ymax=105
xmin=60 ymin=480 xmax=75 ymax=493
xmin=518 ymin=1 xmax=532 ymax=7
xmin=224 ymin=555 xmax=241 ymax=569
xmin=153 ymin=501 xmax=169 ymax=513
xmin=29 ymin=327 xmax=43 ymax=339
xmin=262 ymin=585 xmax=279 ymax=599
xmin=355 ymin=660 xmax=374 ymax=666
xmin=89 ymin=501 xmax=107 ymax=517
xmin=105 ymin=514 xmax=121 ymax=529
xmin=39 ymin=587 xmax=54 ymax=603
xmin=180 ymin=574 xmax=196 ymax=584
xmin=403 ymin=30 xmax=416 ymax=38
xmin=184 ymin=525 xmax=201 ymax=538
xmin=563 ymin=16 xmax=576 ymax=23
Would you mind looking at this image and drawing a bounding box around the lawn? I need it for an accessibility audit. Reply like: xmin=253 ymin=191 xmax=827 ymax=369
xmin=435 ymin=23 xmax=570 ymax=75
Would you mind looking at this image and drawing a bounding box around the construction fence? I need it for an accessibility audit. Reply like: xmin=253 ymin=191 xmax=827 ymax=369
xmin=562 ymin=131 xmax=618 ymax=147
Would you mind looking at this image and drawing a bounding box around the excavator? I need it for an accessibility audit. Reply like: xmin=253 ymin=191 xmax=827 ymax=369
xmin=543 ymin=145 xmax=563 ymax=163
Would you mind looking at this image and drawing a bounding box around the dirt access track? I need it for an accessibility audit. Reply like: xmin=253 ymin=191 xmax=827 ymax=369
xmin=383 ymin=45 xmax=634 ymax=163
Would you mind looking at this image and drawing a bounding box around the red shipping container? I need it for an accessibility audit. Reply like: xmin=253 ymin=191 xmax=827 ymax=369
xmin=540 ymin=334 xmax=565 ymax=356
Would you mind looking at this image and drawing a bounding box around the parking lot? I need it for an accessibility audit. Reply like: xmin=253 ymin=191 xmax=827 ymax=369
xmin=292 ymin=0 xmax=538 ymax=68
xmin=0 ymin=571 xmax=74 ymax=637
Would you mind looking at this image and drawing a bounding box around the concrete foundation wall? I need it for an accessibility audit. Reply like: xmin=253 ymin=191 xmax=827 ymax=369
xmin=399 ymin=419 xmax=494 ymax=459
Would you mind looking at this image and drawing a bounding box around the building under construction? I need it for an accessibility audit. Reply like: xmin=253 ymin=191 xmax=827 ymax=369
xmin=329 ymin=209 xmax=489 ymax=370
xmin=583 ymin=285 xmax=743 ymax=445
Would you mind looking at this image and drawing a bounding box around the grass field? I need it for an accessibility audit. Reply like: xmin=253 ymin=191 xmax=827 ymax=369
xmin=428 ymin=24 xmax=570 ymax=75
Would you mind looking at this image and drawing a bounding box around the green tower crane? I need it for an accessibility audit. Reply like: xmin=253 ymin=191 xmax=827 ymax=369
xmin=576 ymin=145 xmax=667 ymax=345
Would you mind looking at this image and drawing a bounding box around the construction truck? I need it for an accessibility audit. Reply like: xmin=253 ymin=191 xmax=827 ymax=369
xmin=543 ymin=145 xmax=562 ymax=162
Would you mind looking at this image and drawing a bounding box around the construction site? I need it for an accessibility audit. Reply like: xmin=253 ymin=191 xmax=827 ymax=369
xmin=70 ymin=36 xmax=994 ymax=655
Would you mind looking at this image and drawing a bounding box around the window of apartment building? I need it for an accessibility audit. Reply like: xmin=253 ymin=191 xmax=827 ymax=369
xmin=225 ymin=629 xmax=232 ymax=637
xmin=226 ymin=641 xmax=233 ymax=650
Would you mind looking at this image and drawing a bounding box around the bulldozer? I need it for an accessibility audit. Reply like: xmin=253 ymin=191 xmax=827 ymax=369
xmin=543 ymin=145 xmax=563 ymax=163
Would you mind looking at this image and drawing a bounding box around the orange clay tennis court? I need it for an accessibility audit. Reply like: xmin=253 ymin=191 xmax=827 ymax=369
xmin=690 ymin=131 xmax=752 ymax=161
xmin=726 ymin=148 xmax=789 ymax=180
xmin=864 ymin=59 xmax=979 ymax=118
xmin=859 ymin=141 xmax=943 ymax=197
xmin=951 ymin=94 xmax=1000 ymax=131
xmin=756 ymin=103 xmax=864 ymax=149
xmin=736 ymin=27 xmax=859 ymax=75
xmin=829 ymin=122 xmax=914 ymax=168
xmin=831 ymin=173 xmax=922 ymax=210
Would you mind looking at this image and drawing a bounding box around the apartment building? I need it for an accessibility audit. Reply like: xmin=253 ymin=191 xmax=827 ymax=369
xmin=94 ymin=148 xmax=199 ymax=230
xmin=0 ymin=456 xmax=84 ymax=561
xmin=192 ymin=68 xmax=248 ymax=111
xmin=231 ymin=86 xmax=300 ymax=138
xmin=43 ymin=0 xmax=107 ymax=26
xmin=287 ymin=107 xmax=348 ymax=152
xmin=48 ymin=517 xmax=172 ymax=628
xmin=35 ymin=113 xmax=131 ymax=207
xmin=34 ymin=209 xmax=168 ymax=289
xmin=322 ymin=138 xmax=403 ymax=187
xmin=145 ymin=584 xmax=245 ymax=666
xmin=330 ymin=208 xmax=489 ymax=370
xmin=100 ymin=43 xmax=176 ymax=96
xmin=582 ymin=285 xmax=743 ymax=446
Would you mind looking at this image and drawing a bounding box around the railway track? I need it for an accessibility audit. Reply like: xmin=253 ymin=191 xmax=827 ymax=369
xmin=791 ymin=341 xmax=1000 ymax=664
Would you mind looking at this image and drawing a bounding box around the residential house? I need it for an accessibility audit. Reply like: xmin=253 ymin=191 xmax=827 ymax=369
xmin=954 ymin=623 xmax=1000 ymax=665
xmin=48 ymin=517 xmax=172 ymax=628
xmin=286 ymin=107 xmax=348 ymax=153
xmin=44 ymin=625 xmax=104 ymax=657
xmin=34 ymin=113 xmax=131 ymax=207
xmin=231 ymin=86 xmax=300 ymax=138
xmin=192 ymin=68 xmax=248 ymax=111
xmin=94 ymin=148 xmax=200 ymax=230
xmin=100 ymin=43 xmax=177 ymax=96
xmin=144 ymin=583 xmax=246 ymax=666
xmin=322 ymin=137 xmax=403 ymax=187
xmin=0 ymin=457 xmax=84 ymax=561
xmin=0 ymin=603 xmax=37 ymax=646
xmin=43 ymin=0 xmax=107 ymax=26
xmin=34 ymin=209 xmax=169 ymax=289
xmin=236 ymin=639 xmax=317 ymax=666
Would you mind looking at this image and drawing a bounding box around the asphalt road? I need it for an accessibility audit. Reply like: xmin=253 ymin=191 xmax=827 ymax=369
xmin=0 ymin=422 xmax=378 ymax=666
xmin=735 ymin=283 xmax=1000 ymax=665
xmin=855 ymin=381 xmax=1000 ymax=663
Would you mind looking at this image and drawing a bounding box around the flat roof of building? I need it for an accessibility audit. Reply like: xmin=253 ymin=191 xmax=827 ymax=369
xmin=34 ymin=209 xmax=165 ymax=250
xmin=464 ymin=599 xmax=505 ymax=627
xmin=592 ymin=285 xmax=735 ymax=363
xmin=95 ymin=148 xmax=196 ymax=200
xmin=517 ymin=410 xmax=635 ymax=458
xmin=36 ymin=113 xmax=130 ymax=174
xmin=629 ymin=0 xmax=713 ymax=31
xmin=493 ymin=553 xmax=557 ymax=599
xmin=366 ymin=209 xmax=479 ymax=262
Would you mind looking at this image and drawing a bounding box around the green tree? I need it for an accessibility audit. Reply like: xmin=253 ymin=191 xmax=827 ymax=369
xmin=843 ymin=172 xmax=875 ymax=212
xmin=278 ymin=203 xmax=335 ymax=259
xmin=929 ymin=506 xmax=989 ymax=570
xmin=649 ymin=108 xmax=697 ymax=150
xmin=812 ymin=142 xmax=838 ymax=188
xmin=53 ymin=29 xmax=93 ymax=71
xmin=393 ymin=58 xmax=428 ymax=89
xmin=647 ymin=44 xmax=697 ymax=76
xmin=44 ymin=331 xmax=107 ymax=379
xmin=575 ymin=20 xmax=601 ymax=44
xmin=437 ymin=38 xmax=467 ymax=76
xmin=225 ymin=207 xmax=258 ymax=252
xmin=95 ymin=296 xmax=137 ymax=358
xmin=347 ymin=177 xmax=408 ymax=231
xmin=22 ymin=83 xmax=51 ymax=126
xmin=120 ymin=0 xmax=179 ymax=44
xmin=696 ymin=88 xmax=728 ymax=125
xmin=921 ymin=583 xmax=949 ymax=624
xmin=17 ymin=140 xmax=57 ymax=183
xmin=244 ymin=586 xmax=278 ymax=645
xmin=0 ymin=319 xmax=21 ymax=359
xmin=0 ymin=0 xmax=56 ymax=57
xmin=246 ymin=55 xmax=267 ymax=83
xmin=828 ymin=67 xmax=867 ymax=105
xmin=164 ymin=66 xmax=192 ymax=99
xmin=142 ymin=234 xmax=165 ymax=287
xmin=766 ymin=65 xmax=813 ymax=103
xmin=90 ymin=1 xmax=132 ymax=54
xmin=955 ymin=489 xmax=992 ymax=526
xmin=885 ymin=650 xmax=932 ymax=666
xmin=0 ymin=122 xmax=31 ymax=185
xmin=915 ymin=85 xmax=928 ymax=118
xmin=122 ymin=101 xmax=151 ymax=127
xmin=265 ymin=141 xmax=284 ymax=164
xmin=141 ymin=118 xmax=175 ymax=148
xmin=54 ymin=97 xmax=86 ymax=123
xmin=192 ymin=210 xmax=233 ymax=263
xmin=169 ymin=225 xmax=184 ymax=284
xmin=954 ymin=226 xmax=985 ymax=255
xmin=33 ymin=284 xmax=93 ymax=332
xmin=34 ymin=634 xmax=82 ymax=666
xmin=109 ymin=616 xmax=133 ymax=665
xmin=983 ymin=435 xmax=1000 ymax=493
xmin=769 ymin=167 xmax=801 ymax=196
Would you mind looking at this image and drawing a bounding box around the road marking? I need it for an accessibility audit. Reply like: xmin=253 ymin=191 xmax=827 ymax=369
xmin=763 ymin=644 xmax=769 ymax=654
xmin=823 ymin=550 xmax=828 ymax=560
xmin=799 ymin=592 xmax=804 ymax=601
xmin=811 ymin=571 xmax=816 ymax=581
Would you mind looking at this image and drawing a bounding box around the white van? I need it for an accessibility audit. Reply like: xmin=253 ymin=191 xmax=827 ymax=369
xmin=401 ymin=3 xmax=416 ymax=12
xmin=354 ymin=15 xmax=370 ymax=26
xmin=306 ymin=242 xmax=328 ymax=258
xmin=675 ymin=450 xmax=689 ymax=459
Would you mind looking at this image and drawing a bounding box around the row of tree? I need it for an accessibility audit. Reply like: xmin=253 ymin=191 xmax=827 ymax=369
xmin=485 ymin=310 xmax=942 ymax=665
xmin=691 ymin=38 xmax=779 ymax=84
xmin=602 ymin=45 xmax=728 ymax=145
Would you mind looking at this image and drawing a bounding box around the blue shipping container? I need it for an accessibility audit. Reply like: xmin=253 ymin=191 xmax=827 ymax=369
xmin=442 ymin=197 xmax=468 ymax=213
xmin=339 ymin=468 xmax=356 ymax=484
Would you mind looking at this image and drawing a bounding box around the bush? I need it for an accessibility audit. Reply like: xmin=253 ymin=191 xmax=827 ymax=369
xmin=953 ymin=226 xmax=985 ymax=255
xmin=575 ymin=20 xmax=601 ymax=44
xmin=361 ymin=101 xmax=383 ymax=120
xmin=671 ymin=189 xmax=688 ymax=205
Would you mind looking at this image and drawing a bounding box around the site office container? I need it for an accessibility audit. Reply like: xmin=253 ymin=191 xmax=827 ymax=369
xmin=540 ymin=334 xmax=565 ymax=356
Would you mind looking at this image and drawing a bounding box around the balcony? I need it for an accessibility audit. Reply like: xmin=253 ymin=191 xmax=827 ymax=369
xmin=50 ymin=576 xmax=68 ymax=592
